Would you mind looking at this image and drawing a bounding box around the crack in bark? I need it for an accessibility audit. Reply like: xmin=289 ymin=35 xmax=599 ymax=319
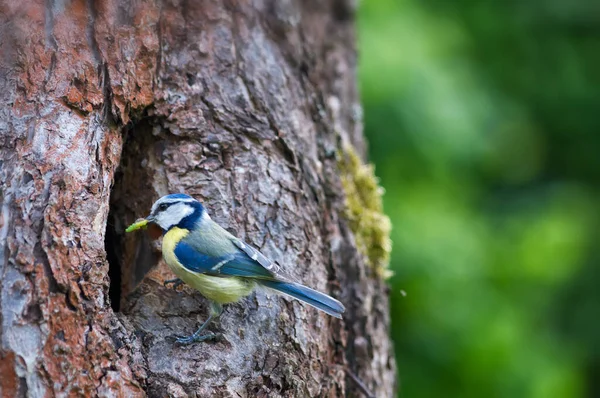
xmin=99 ymin=63 xmax=116 ymax=125
xmin=86 ymin=0 xmax=117 ymax=125
xmin=154 ymin=6 xmax=164 ymax=92
xmin=44 ymin=0 xmax=58 ymax=51
xmin=43 ymin=53 xmax=57 ymax=92
xmin=85 ymin=0 xmax=103 ymax=65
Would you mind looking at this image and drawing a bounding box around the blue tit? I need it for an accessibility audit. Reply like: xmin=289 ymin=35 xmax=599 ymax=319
xmin=126 ymin=193 xmax=345 ymax=344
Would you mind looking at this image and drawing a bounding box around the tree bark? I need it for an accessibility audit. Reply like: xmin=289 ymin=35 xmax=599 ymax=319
xmin=0 ymin=1 xmax=395 ymax=397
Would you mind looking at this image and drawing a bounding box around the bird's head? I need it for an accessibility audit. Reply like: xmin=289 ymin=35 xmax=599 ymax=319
xmin=126 ymin=193 xmax=206 ymax=233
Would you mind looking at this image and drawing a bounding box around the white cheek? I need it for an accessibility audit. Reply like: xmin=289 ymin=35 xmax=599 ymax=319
xmin=156 ymin=203 xmax=195 ymax=229
xmin=155 ymin=213 xmax=172 ymax=230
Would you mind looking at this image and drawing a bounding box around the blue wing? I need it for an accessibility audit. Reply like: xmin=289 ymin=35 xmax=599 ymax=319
xmin=174 ymin=241 xmax=275 ymax=279
xmin=173 ymin=241 xmax=232 ymax=273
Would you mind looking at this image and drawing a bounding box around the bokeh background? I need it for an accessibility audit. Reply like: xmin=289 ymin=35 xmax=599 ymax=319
xmin=358 ymin=1 xmax=600 ymax=397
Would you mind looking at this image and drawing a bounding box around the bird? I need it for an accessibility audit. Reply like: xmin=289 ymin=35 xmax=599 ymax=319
xmin=125 ymin=193 xmax=345 ymax=345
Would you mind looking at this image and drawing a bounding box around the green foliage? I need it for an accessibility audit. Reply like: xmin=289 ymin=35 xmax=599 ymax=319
xmin=338 ymin=144 xmax=392 ymax=279
xmin=359 ymin=0 xmax=600 ymax=396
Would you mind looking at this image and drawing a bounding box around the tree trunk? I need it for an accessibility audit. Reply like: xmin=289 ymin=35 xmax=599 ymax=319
xmin=0 ymin=1 xmax=395 ymax=396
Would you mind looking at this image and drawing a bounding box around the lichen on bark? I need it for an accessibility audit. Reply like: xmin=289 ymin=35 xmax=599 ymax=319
xmin=338 ymin=145 xmax=393 ymax=279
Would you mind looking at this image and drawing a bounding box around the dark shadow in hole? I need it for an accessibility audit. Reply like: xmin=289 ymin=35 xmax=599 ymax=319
xmin=105 ymin=117 xmax=163 ymax=312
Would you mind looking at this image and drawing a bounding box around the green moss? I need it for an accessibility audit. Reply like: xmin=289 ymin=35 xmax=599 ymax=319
xmin=338 ymin=144 xmax=393 ymax=279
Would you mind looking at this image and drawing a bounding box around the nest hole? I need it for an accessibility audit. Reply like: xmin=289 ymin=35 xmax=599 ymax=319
xmin=105 ymin=118 xmax=163 ymax=312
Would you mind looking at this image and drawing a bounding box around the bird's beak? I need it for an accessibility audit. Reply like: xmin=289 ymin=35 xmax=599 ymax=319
xmin=125 ymin=216 xmax=152 ymax=233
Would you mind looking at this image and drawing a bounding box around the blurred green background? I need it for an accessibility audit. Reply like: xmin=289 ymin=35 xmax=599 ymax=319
xmin=358 ymin=1 xmax=600 ymax=397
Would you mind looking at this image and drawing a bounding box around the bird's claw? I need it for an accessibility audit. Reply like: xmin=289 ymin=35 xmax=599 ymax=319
xmin=171 ymin=332 xmax=218 ymax=345
xmin=164 ymin=278 xmax=184 ymax=290
xmin=167 ymin=302 xmax=220 ymax=346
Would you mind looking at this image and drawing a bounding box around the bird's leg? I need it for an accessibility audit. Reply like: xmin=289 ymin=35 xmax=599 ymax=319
xmin=164 ymin=278 xmax=184 ymax=290
xmin=173 ymin=302 xmax=223 ymax=345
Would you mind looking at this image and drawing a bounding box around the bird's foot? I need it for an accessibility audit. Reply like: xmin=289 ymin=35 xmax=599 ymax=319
xmin=168 ymin=309 xmax=219 ymax=345
xmin=164 ymin=278 xmax=184 ymax=290
xmin=171 ymin=332 xmax=219 ymax=345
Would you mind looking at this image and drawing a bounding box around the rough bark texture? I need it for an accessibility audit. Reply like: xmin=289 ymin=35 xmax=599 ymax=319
xmin=0 ymin=1 xmax=395 ymax=397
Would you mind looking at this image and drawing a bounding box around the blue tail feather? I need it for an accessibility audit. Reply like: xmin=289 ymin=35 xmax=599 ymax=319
xmin=260 ymin=280 xmax=345 ymax=318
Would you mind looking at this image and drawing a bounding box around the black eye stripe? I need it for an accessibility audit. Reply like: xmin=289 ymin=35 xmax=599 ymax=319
xmin=154 ymin=202 xmax=175 ymax=215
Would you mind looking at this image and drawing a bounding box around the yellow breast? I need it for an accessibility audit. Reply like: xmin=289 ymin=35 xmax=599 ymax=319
xmin=162 ymin=227 xmax=255 ymax=304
